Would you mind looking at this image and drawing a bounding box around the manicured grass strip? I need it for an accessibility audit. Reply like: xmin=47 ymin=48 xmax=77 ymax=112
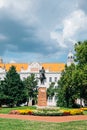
xmin=83 ymin=111 xmax=87 ymax=115
xmin=0 ymin=118 xmax=87 ymax=130
xmin=0 ymin=106 xmax=36 ymax=114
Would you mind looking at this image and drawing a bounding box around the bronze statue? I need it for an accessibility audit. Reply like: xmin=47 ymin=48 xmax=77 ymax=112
xmin=39 ymin=67 xmax=46 ymax=85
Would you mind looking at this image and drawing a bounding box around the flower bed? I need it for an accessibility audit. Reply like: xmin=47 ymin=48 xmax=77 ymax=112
xmin=70 ymin=109 xmax=83 ymax=115
xmin=61 ymin=109 xmax=83 ymax=116
xmin=9 ymin=108 xmax=84 ymax=116
xmin=9 ymin=109 xmax=33 ymax=115
xmin=9 ymin=110 xmax=20 ymax=115
xmin=18 ymin=110 xmax=33 ymax=115
xmin=80 ymin=107 xmax=87 ymax=111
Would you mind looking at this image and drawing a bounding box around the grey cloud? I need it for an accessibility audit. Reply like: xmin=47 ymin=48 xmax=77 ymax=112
xmin=0 ymin=0 xmax=87 ymax=62
xmin=0 ymin=16 xmax=59 ymax=56
xmin=78 ymin=0 xmax=87 ymax=13
xmin=35 ymin=0 xmax=77 ymax=29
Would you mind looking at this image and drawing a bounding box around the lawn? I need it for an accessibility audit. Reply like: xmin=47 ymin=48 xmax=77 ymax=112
xmin=0 ymin=118 xmax=87 ymax=130
xmin=0 ymin=106 xmax=36 ymax=114
xmin=84 ymin=111 xmax=87 ymax=115
xmin=0 ymin=106 xmax=87 ymax=130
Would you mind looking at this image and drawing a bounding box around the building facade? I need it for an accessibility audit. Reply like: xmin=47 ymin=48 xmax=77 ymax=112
xmin=0 ymin=51 xmax=74 ymax=106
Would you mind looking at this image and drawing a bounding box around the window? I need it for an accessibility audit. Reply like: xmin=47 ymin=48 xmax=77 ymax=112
xmin=55 ymin=96 xmax=58 ymax=101
xmin=55 ymin=85 xmax=58 ymax=89
xmin=49 ymin=77 xmax=52 ymax=82
xmin=48 ymin=96 xmax=53 ymax=102
xmin=45 ymin=78 xmax=47 ymax=82
xmin=22 ymin=77 xmax=26 ymax=80
xmin=54 ymin=77 xmax=57 ymax=82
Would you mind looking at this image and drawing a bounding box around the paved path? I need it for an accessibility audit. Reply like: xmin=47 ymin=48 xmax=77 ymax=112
xmin=0 ymin=114 xmax=87 ymax=123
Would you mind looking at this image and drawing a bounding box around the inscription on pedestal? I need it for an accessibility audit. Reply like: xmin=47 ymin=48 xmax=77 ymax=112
xmin=38 ymin=87 xmax=47 ymax=106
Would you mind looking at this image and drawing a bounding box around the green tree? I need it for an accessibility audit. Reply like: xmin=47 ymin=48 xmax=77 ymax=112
xmin=74 ymin=41 xmax=87 ymax=104
xmin=83 ymin=64 xmax=87 ymax=100
xmin=57 ymin=69 xmax=67 ymax=107
xmin=47 ymin=82 xmax=55 ymax=98
xmin=75 ymin=40 xmax=87 ymax=66
xmin=23 ymin=73 xmax=38 ymax=106
xmin=0 ymin=80 xmax=8 ymax=107
xmin=57 ymin=64 xmax=77 ymax=107
xmin=3 ymin=66 xmax=27 ymax=107
xmin=57 ymin=40 xmax=87 ymax=108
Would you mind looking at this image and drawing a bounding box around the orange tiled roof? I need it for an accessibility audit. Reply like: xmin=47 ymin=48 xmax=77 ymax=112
xmin=0 ymin=63 xmax=28 ymax=72
xmin=42 ymin=63 xmax=65 ymax=72
xmin=0 ymin=63 xmax=65 ymax=72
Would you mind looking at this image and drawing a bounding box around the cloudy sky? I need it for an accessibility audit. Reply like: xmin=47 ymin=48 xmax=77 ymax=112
xmin=0 ymin=0 xmax=87 ymax=63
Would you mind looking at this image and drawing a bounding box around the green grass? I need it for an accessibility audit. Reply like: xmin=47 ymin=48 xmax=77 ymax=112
xmin=0 ymin=106 xmax=36 ymax=114
xmin=0 ymin=118 xmax=87 ymax=130
xmin=83 ymin=111 xmax=87 ymax=115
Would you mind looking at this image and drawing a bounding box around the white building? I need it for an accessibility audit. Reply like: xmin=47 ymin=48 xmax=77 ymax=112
xmin=0 ymin=51 xmax=74 ymax=106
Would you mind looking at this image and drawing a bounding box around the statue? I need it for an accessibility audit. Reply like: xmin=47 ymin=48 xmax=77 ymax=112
xmin=39 ymin=67 xmax=46 ymax=85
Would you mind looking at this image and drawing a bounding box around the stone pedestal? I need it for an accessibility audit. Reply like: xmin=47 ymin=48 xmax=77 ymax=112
xmin=38 ymin=86 xmax=47 ymax=107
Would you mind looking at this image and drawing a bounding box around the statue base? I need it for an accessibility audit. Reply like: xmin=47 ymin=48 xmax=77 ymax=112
xmin=37 ymin=85 xmax=47 ymax=107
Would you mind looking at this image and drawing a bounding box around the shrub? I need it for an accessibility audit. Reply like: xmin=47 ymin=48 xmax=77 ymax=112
xmin=62 ymin=111 xmax=70 ymax=116
xmin=9 ymin=109 xmax=33 ymax=115
xmin=33 ymin=110 xmax=63 ymax=116
xmin=9 ymin=110 xmax=20 ymax=115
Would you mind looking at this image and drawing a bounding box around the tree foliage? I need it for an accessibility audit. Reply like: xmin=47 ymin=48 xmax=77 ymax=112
xmin=0 ymin=80 xmax=8 ymax=107
xmin=74 ymin=41 xmax=87 ymax=101
xmin=75 ymin=40 xmax=87 ymax=66
xmin=47 ymin=82 xmax=55 ymax=98
xmin=23 ymin=73 xmax=38 ymax=105
xmin=1 ymin=66 xmax=27 ymax=107
xmin=57 ymin=40 xmax=87 ymax=107
xmin=57 ymin=64 xmax=76 ymax=107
